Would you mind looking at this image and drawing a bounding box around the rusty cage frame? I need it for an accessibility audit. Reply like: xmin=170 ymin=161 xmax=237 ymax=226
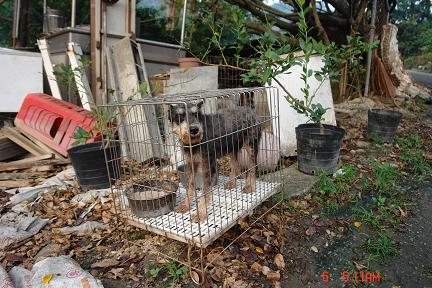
xmin=100 ymin=87 xmax=283 ymax=283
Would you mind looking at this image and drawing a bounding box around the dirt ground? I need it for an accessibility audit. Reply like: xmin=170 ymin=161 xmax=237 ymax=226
xmin=1 ymin=101 xmax=431 ymax=288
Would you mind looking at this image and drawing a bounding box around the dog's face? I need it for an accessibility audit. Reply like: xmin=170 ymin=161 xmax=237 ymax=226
xmin=168 ymin=101 xmax=204 ymax=145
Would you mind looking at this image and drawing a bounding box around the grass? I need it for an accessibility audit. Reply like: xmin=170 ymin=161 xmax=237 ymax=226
xmin=352 ymin=207 xmax=381 ymax=230
xmin=395 ymin=134 xmax=431 ymax=176
xmin=371 ymin=161 xmax=398 ymax=193
xmin=313 ymin=165 xmax=358 ymax=212
xmin=362 ymin=234 xmax=398 ymax=262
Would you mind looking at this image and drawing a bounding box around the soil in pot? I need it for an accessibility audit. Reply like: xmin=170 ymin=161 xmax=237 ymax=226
xmin=68 ymin=141 xmax=121 ymax=190
xmin=367 ymin=109 xmax=402 ymax=143
xmin=296 ymin=123 xmax=345 ymax=175
xmin=126 ymin=179 xmax=178 ymax=218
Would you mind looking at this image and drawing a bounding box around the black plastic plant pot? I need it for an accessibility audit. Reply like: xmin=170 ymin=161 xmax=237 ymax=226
xmin=367 ymin=109 xmax=402 ymax=143
xmin=296 ymin=123 xmax=345 ymax=175
xmin=67 ymin=141 xmax=121 ymax=190
xmin=125 ymin=179 xmax=178 ymax=218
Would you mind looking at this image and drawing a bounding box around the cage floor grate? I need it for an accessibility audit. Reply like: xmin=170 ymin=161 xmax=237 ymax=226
xmin=121 ymin=176 xmax=281 ymax=248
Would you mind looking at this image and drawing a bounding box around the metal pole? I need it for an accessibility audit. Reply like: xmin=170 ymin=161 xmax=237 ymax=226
xmin=363 ymin=0 xmax=377 ymax=98
xmin=180 ymin=0 xmax=188 ymax=46
xmin=71 ymin=0 xmax=76 ymax=27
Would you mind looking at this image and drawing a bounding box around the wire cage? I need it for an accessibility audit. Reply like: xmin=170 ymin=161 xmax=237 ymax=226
xmin=100 ymin=87 xmax=282 ymax=281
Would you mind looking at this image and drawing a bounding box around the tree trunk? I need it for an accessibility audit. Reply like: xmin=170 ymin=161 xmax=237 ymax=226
xmin=17 ymin=0 xmax=29 ymax=47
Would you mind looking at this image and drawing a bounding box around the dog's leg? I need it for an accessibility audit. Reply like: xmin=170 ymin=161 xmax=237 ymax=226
xmin=242 ymin=144 xmax=256 ymax=193
xmin=224 ymin=153 xmax=240 ymax=190
xmin=192 ymin=160 xmax=212 ymax=223
xmin=175 ymin=161 xmax=194 ymax=213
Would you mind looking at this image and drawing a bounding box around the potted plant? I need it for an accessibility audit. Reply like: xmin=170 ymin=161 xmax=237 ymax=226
xmin=67 ymin=107 xmax=121 ymax=190
xmin=53 ymin=61 xmax=124 ymax=190
xmin=239 ymin=0 xmax=345 ymax=175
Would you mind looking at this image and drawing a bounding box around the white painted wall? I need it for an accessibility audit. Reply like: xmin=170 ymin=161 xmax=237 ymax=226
xmin=270 ymin=54 xmax=336 ymax=156
xmin=0 ymin=49 xmax=43 ymax=113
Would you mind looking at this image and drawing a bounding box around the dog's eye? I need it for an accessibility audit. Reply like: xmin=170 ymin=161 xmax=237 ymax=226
xmin=174 ymin=113 xmax=185 ymax=124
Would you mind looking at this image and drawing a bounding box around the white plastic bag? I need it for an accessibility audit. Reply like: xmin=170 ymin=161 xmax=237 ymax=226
xmin=30 ymin=256 xmax=104 ymax=288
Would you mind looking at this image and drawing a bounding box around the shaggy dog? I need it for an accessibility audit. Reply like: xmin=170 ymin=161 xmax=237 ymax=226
xmin=168 ymin=101 xmax=262 ymax=222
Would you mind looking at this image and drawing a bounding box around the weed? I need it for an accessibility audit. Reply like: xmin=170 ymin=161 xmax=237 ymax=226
xmin=316 ymin=172 xmax=337 ymax=195
xmin=424 ymin=267 xmax=432 ymax=277
xmin=368 ymin=132 xmax=384 ymax=146
xmin=362 ymin=234 xmax=398 ymax=262
xmin=149 ymin=260 xmax=188 ymax=283
xmin=352 ymin=207 xmax=381 ymax=229
xmin=324 ymin=199 xmax=340 ymax=213
xmin=316 ymin=165 xmax=358 ymax=196
xmin=395 ymin=134 xmax=431 ymax=175
xmin=371 ymin=161 xmax=397 ymax=193
xmin=372 ymin=196 xmax=386 ymax=207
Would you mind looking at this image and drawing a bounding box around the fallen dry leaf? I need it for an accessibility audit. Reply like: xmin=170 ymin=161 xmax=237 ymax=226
xmin=255 ymin=247 xmax=264 ymax=254
xmin=354 ymin=221 xmax=362 ymax=228
xmin=106 ymin=267 xmax=124 ymax=279
xmin=311 ymin=246 xmax=318 ymax=253
xmin=274 ymin=254 xmax=285 ymax=269
xmin=266 ymin=271 xmax=281 ymax=282
xmin=398 ymin=206 xmax=407 ymax=217
xmin=91 ymin=258 xmax=120 ymax=269
xmin=305 ymin=226 xmax=316 ymax=236
xmin=191 ymin=270 xmax=200 ymax=284
xmin=262 ymin=266 xmax=271 ymax=276
xmin=251 ymin=262 xmax=262 ymax=272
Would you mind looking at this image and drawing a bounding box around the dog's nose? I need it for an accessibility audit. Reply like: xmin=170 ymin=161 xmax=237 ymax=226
xmin=190 ymin=127 xmax=199 ymax=135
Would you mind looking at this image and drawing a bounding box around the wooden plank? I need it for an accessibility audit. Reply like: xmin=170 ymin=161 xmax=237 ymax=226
xmin=0 ymin=154 xmax=53 ymax=166
xmin=67 ymin=42 xmax=94 ymax=110
xmin=0 ymin=172 xmax=46 ymax=180
xmin=0 ymin=179 xmax=33 ymax=188
xmin=37 ymin=39 xmax=62 ymax=100
xmin=0 ymin=159 xmax=68 ymax=172
xmin=17 ymin=128 xmax=67 ymax=160
xmin=2 ymin=127 xmax=45 ymax=156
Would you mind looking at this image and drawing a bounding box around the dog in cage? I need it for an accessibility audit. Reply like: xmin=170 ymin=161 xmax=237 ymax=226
xmin=168 ymin=100 xmax=262 ymax=222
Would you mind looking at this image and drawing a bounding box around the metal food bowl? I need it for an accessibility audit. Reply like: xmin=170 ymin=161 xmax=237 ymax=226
xmin=125 ymin=179 xmax=178 ymax=218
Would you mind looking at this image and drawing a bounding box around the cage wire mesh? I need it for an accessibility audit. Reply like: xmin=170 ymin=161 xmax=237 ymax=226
xmin=100 ymin=87 xmax=282 ymax=278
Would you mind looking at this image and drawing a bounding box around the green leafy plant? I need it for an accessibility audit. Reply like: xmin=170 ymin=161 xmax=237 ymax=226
xmin=149 ymin=260 xmax=188 ymax=283
xmin=362 ymin=233 xmax=398 ymax=262
xmin=352 ymin=207 xmax=381 ymax=230
xmin=372 ymin=196 xmax=386 ymax=207
xmin=71 ymin=126 xmax=93 ymax=146
xmin=371 ymin=161 xmax=398 ymax=193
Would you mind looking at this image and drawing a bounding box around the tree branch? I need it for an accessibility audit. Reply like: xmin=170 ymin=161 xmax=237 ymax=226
xmin=311 ymin=0 xmax=330 ymax=45
xmin=0 ymin=15 xmax=12 ymax=21
xmin=351 ymin=0 xmax=367 ymax=33
xmin=326 ymin=0 xmax=350 ymax=17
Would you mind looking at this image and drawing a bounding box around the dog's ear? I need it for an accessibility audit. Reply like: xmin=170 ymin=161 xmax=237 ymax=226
xmin=197 ymin=100 xmax=204 ymax=111
xmin=168 ymin=104 xmax=176 ymax=123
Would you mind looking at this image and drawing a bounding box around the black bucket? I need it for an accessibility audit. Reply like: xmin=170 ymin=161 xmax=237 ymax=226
xmin=296 ymin=123 xmax=345 ymax=175
xmin=367 ymin=109 xmax=402 ymax=142
xmin=68 ymin=141 xmax=121 ymax=190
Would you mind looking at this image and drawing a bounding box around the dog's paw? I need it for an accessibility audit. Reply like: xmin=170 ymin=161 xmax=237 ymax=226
xmin=224 ymin=181 xmax=237 ymax=190
xmin=241 ymin=185 xmax=254 ymax=193
xmin=175 ymin=204 xmax=190 ymax=213
xmin=192 ymin=214 xmax=208 ymax=223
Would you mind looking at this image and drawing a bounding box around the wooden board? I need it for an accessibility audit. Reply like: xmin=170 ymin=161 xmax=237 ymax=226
xmin=119 ymin=176 xmax=281 ymax=248
xmin=1 ymin=127 xmax=46 ymax=156
xmin=17 ymin=127 xmax=67 ymax=160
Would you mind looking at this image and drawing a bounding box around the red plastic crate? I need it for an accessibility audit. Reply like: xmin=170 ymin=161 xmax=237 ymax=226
xmin=15 ymin=93 xmax=95 ymax=156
